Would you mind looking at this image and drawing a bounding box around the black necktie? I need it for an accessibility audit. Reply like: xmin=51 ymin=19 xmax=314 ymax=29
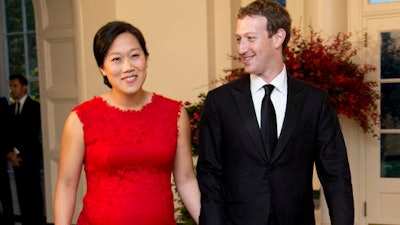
xmin=16 ymin=102 xmax=20 ymax=115
xmin=261 ymin=84 xmax=277 ymax=157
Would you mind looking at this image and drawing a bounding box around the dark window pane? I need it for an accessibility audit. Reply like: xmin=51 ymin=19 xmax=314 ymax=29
xmin=380 ymin=31 xmax=400 ymax=79
xmin=28 ymin=33 xmax=38 ymax=78
xmin=5 ymin=0 xmax=23 ymax=32
xmin=4 ymin=0 xmax=39 ymax=99
xmin=7 ymin=34 xmax=26 ymax=75
xmin=26 ymin=0 xmax=35 ymax=30
xmin=381 ymin=83 xmax=400 ymax=129
xmin=274 ymin=0 xmax=286 ymax=7
xmin=30 ymin=81 xmax=40 ymax=100
xmin=381 ymin=134 xmax=400 ymax=178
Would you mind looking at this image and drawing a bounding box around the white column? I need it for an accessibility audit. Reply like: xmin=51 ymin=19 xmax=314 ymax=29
xmin=304 ymin=0 xmax=348 ymax=36
xmin=240 ymin=0 xmax=253 ymax=7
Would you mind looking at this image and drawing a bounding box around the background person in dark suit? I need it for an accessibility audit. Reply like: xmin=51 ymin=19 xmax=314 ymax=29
xmin=196 ymin=1 xmax=354 ymax=225
xmin=0 ymin=96 xmax=14 ymax=225
xmin=7 ymin=74 xmax=44 ymax=225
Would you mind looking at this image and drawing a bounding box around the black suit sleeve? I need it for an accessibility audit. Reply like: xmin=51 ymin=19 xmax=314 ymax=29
xmin=196 ymin=92 xmax=227 ymax=225
xmin=314 ymin=93 xmax=354 ymax=225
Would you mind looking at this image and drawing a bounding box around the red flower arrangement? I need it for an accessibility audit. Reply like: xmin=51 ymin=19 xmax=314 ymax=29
xmin=284 ymin=27 xmax=379 ymax=134
xmin=185 ymin=27 xmax=380 ymax=156
xmin=183 ymin=93 xmax=205 ymax=156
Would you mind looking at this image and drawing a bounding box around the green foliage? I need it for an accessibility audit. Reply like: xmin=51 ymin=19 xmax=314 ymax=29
xmin=175 ymin=204 xmax=196 ymax=225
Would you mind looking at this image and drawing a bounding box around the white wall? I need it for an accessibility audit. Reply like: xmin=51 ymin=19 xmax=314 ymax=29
xmin=75 ymin=0 xmax=234 ymax=103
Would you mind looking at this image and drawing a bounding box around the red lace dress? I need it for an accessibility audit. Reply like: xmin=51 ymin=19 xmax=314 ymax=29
xmin=74 ymin=94 xmax=181 ymax=225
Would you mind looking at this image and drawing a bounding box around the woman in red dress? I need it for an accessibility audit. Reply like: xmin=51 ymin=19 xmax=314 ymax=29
xmin=54 ymin=21 xmax=200 ymax=225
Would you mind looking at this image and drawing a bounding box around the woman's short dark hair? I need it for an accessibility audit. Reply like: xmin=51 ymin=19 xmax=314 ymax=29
xmin=93 ymin=21 xmax=149 ymax=88
xmin=238 ymin=0 xmax=291 ymax=50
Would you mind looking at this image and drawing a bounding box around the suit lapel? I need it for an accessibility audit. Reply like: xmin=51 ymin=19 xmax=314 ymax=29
xmin=21 ymin=97 xmax=33 ymax=115
xmin=231 ymin=76 xmax=268 ymax=163
xmin=271 ymin=76 xmax=306 ymax=163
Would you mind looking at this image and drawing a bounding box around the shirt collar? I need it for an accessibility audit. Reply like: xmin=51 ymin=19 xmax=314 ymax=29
xmin=250 ymin=65 xmax=288 ymax=95
xmin=17 ymin=94 xmax=28 ymax=105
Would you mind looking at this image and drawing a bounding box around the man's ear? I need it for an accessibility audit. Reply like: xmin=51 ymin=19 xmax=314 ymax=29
xmin=273 ymin=28 xmax=286 ymax=49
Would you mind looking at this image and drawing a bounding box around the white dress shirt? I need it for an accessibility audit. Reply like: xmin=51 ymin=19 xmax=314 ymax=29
xmin=15 ymin=94 xmax=28 ymax=114
xmin=250 ymin=66 xmax=288 ymax=137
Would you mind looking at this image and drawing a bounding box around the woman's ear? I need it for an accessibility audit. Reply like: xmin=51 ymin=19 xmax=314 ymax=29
xmin=273 ymin=28 xmax=286 ymax=49
xmin=99 ymin=68 xmax=106 ymax=76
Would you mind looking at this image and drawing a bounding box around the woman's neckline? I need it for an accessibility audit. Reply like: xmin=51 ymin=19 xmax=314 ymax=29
xmin=98 ymin=92 xmax=155 ymax=112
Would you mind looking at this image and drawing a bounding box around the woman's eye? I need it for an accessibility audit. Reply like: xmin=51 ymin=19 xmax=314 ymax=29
xmin=111 ymin=57 xmax=121 ymax=62
xmin=131 ymin=53 xmax=140 ymax=58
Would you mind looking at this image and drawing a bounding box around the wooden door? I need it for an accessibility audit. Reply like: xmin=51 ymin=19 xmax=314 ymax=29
xmin=362 ymin=4 xmax=400 ymax=224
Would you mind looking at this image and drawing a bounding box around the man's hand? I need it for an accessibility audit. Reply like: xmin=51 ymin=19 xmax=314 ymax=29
xmin=7 ymin=151 xmax=22 ymax=166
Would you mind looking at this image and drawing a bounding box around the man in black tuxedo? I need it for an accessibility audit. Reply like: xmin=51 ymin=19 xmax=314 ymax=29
xmin=196 ymin=1 xmax=354 ymax=225
xmin=7 ymin=74 xmax=44 ymax=225
xmin=0 ymin=96 xmax=14 ymax=225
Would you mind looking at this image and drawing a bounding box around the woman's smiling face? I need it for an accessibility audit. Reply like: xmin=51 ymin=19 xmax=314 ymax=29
xmin=100 ymin=32 xmax=148 ymax=95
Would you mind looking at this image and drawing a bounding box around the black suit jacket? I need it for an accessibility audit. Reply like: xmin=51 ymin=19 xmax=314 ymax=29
xmin=197 ymin=74 xmax=354 ymax=225
xmin=8 ymin=97 xmax=42 ymax=166
xmin=1 ymin=97 xmax=12 ymax=160
xmin=0 ymin=97 xmax=11 ymax=157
